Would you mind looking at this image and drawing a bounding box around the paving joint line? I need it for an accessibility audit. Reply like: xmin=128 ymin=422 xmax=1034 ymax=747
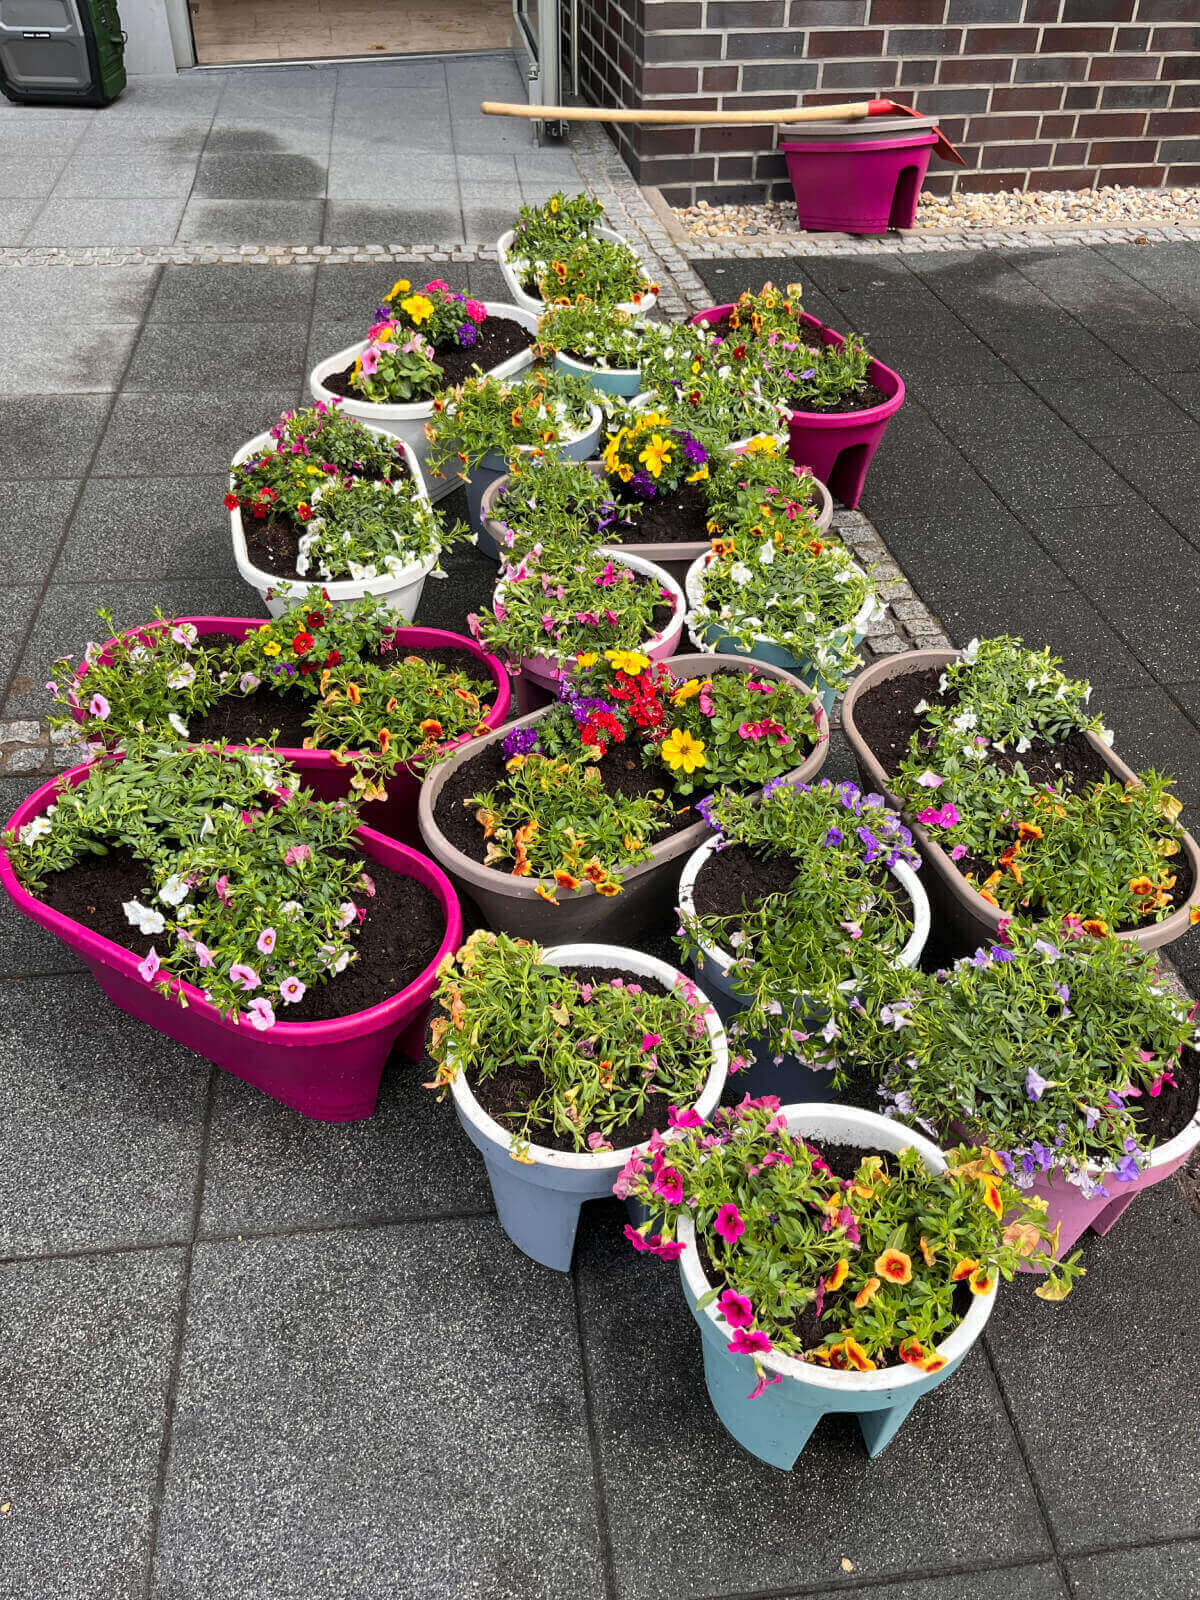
xmin=695 ymin=1549 xmax=1069 ymax=1600
xmin=570 ymin=1271 xmax=621 ymax=1600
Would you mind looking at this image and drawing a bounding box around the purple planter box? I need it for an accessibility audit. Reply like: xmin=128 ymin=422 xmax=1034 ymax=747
xmin=780 ymin=131 xmax=938 ymax=235
xmin=689 ymin=306 xmax=904 ymax=509
xmin=70 ymin=617 xmax=511 ymax=849
xmin=1 ymin=765 xmax=464 ymax=1122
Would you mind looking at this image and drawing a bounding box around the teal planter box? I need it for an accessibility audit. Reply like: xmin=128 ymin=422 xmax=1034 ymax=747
xmin=675 ymin=1105 xmax=997 ymax=1467
xmin=552 ymin=350 xmax=644 ymax=399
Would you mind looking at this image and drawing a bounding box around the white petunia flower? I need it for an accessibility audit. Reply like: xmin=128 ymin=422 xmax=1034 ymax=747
xmin=123 ymin=900 xmax=166 ymax=935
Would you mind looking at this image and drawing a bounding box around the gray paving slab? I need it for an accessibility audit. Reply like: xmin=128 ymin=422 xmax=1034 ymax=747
xmin=1066 ymin=1541 xmax=1200 ymax=1600
xmin=1098 ymin=240 xmax=1200 ymax=322
xmin=198 ymin=1054 xmax=492 ymax=1237
xmin=0 ymin=199 xmax=40 ymax=245
xmin=175 ymin=196 xmax=327 ymax=244
xmin=93 ymin=390 xmax=301 ymax=478
xmin=1 ymin=577 xmax=254 ymax=720
xmin=0 ymin=973 xmax=210 ymax=1255
xmin=1093 ymin=684 xmax=1200 ymax=828
xmin=151 ymin=1218 xmax=608 ymax=1600
xmin=0 ymin=586 xmax=45 ymax=701
xmin=957 ymin=436 xmax=1136 ymax=514
xmin=122 ymin=319 xmax=311 ymax=394
xmin=193 ymin=151 xmax=329 ymax=201
xmin=783 ymin=1566 xmax=1067 ymax=1600
xmin=323 ymin=201 xmax=464 ymax=245
xmin=1048 ymin=372 xmax=1195 ymax=438
xmin=202 ymin=122 xmax=334 ymax=157
xmin=0 ymin=1247 xmax=183 ymax=1600
xmin=215 ymin=65 xmax=340 ymax=112
xmin=24 ymin=196 xmax=189 ymax=247
xmin=148 ymin=262 xmax=316 ymax=323
xmin=911 ymin=382 xmax=1068 ymax=447
xmin=986 ymin=1180 xmax=1200 ymax=1555
xmin=52 ymin=151 xmax=202 ymax=199
xmin=573 ymin=1208 xmax=1052 ymax=1600
xmin=0 ymin=323 xmax=140 ymax=395
xmin=312 ymin=258 xmax=453 ymax=319
xmin=0 ymin=153 xmax=69 ymax=197
xmin=1092 ymin=432 xmax=1200 ymax=534
xmin=56 ymin=471 xmax=235 ymax=584
xmin=0 ymin=479 xmax=79 ymax=585
xmin=0 ymin=264 xmax=159 ymax=325
xmin=1101 ymin=317 xmax=1200 ymax=380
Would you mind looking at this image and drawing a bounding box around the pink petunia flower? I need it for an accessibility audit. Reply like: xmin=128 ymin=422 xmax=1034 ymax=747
xmin=623 ymin=1223 xmax=651 ymax=1253
xmin=917 ymin=801 xmax=960 ymax=829
xmin=648 ymin=1236 xmax=686 ymax=1261
xmin=89 ymin=693 xmax=111 ymax=720
xmin=257 ymin=927 xmax=277 ymax=955
xmin=279 ymin=975 xmax=306 ymax=1005
xmin=229 ymin=963 xmax=260 ymax=992
xmin=714 ymin=1203 xmax=745 ymax=1243
xmin=667 ymin=1105 xmax=703 ymax=1129
xmin=652 ymin=1165 xmax=684 ymax=1205
xmin=137 ymin=948 xmax=160 ymax=984
xmin=728 ymin=1327 xmax=773 ymax=1356
xmin=747 ymin=1371 xmax=782 ymax=1401
xmin=194 ymin=941 xmax=214 ymax=968
xmin=641 ymin=1032 xmax=661 ymax=1053
xmin=245 ymin=996 xmax=276 ymax=1031
xmin=284 ymin=845 xmax=310 ymax=867
xmin=336 ymin=902 xmax=356 ymax=930
xmin=718 ymin=1289 xmax=755 ymax=1329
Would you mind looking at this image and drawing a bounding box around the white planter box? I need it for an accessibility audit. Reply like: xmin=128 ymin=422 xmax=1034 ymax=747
xmin=496 ymin=226 xmax=659 ymax=317
xmin=229 ymin=424 xmax=437 ymax=621
xmin=307 ymin=301 xmax=539 ymax=504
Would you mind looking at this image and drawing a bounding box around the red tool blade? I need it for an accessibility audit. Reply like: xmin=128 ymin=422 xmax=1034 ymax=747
xmin=869 ymin=98 xmax=966 ymax=165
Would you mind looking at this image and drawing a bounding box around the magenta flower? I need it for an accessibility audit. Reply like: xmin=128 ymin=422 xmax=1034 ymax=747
xmin=215 ymin=874 xmax=231 ymax=905
xmin=728 ymin=1327 xmax=772 ymax=1356
xmin=257 ymin=927 xmax=277 ymax=955
xmin=194 ymin=941 xmax=214 ymax=968
xmin=245 ymin=996 xmax=276 ymax=1032
xmin=917 ymin=801 xmax=960 ymax=829
xmin=652 ymin=1165 xmax=684 ymax=1205
xmin=950 ymin=843 xmax=968 ymax=860
xmin=229 ymin=963 xmax=260 ymax=992
xmin=284 ymin=845 xmax=310 ymax=867
xmin=641 ymin=1032 xmax=661 ymax=1053
xmin=623 ymin=1223 xmax=651 ymax=1253
xmin=667 ymin=1105 xmax=703 ymax=1129
xmin=360 ymin=345 xmax=381 ymax=377
xmin=648 ymin=1235 xmax=686 ymax=1261
xmin=137 ymin=948 xmax=160 ymax=984
xmin=89 ymin=693 xmax=111 ymax=720
xmin=279 ymin=975 xmax=306 ymax=1005
xmin=718 ymin=1289 xmax=755 ymax=1329
xmin=747 ymin=1371 xmax=782 ymax=1401
xmin=714 ymin=1203 xmax=745 ymax=1244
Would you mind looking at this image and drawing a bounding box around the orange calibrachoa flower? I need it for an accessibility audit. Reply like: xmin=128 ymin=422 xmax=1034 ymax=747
xmin=898 ymin=1337 xmax=927 ymax=1367
xmin=950 ymin=1257 xmax=979 ymax=1283
xmin=969 ymin=1266 xmax=996 ymax=1297
xmin=919 ymin=1352 xmax=948 ymax=1374
xmin=419 ymin=718 xmax=443 ymax=738
xmin=853 ymin=1277 xmax=881 ymax=1309
xmin=826 ymin=1259 xmax=850 ymax=1292
xmin=554 ymin=869 xmax=581 ymax=891
xmin=919 ymin=1235 xmax=936 ymax=1267
xmin=876 ymin=1249 xmax=913 ymax=1285
xmin=1082 ymin=919 xmax=1109 ymax=937
xmin=1016 ymin=820 xmax=1043 ymax=841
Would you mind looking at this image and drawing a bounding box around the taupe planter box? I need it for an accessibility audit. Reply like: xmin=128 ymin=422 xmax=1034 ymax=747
xmin=841 ymin=648 xmax=1200 ymax=953
xmin=417 ymin=653 xmax=830 ymax=942
xmin=479 ymin=459 xmax=834 ymax=589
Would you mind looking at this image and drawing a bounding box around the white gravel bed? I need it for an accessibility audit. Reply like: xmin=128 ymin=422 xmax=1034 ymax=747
xmin=676 ymin=184 xmax=1200 ymax=241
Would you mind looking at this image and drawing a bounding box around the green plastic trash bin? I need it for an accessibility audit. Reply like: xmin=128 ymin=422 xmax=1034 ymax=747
xmin=0 ymin=0 xmax=125 ymax=106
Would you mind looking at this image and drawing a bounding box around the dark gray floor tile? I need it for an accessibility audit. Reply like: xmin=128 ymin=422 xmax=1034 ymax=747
xmin=2 ymin=578 xmax=253 ymax=719
xmin=1097 ymin=240 xmax=1200 ymax=322
xmin=199 ymin=1053 xmax=492 ymax=1237
xmin=914 ymin=581 xmax=1156 ymax=690
xmin=872 ymin=505 xmax=1073 ymax=621
xmin=986 ymin=1180 xmax=1200 ymax=1554
xmin=0 ymin=1248 xmax=183 ymax=1600
xmin=958 ymin=436 xmax=1133 ymax=514
xmin=412 ymin=523 xmax=496 ymax=631
xmin=93 ymin=391 xmax=300 ymax=478
xmin=0 ymin=777 xmax=84 ymax=979
xmin=911 ymin=382 xmax=1067 ymax=446
xmin=0 ymin=479 xmax=79 ymax=584
xmin=467 ymin=260 xmax=510 ymax=301
xmin=1092 ymin=432 xmax=1200 ymax=536
xmin=153 ymin=1219 xmax=607 ymax=1600
xmin=786 ymin=1565 xmax=1067 ymax=1600
xmin=978 ymin=321 xmax=1119 ymax=383
xmin=0 ymin=974 xmax=210 ymax=1255
xmin=1067 ymin=1541 xmax=1200 ymax=1600
xmin=1031 ymin=500 xmax=1198 ymax=590
xmin=1013 ymin=253 xmax=1181 ymax=325
xmin=0 ymin=586 xmax=43 ymax=703
xmin=312 ymin=258 xmax=455 ymax=321
xmin=175 ymin=197 xmax=326 ymax=245
xmin=322 ymin=201 xmax=464 ymax=245
xmin=1101 ymin=317 xmax=1200 ymax=380
xmin=1092 ymin=685 xmax=1200 ymax=829
xmin=123 ymin=320 xmax=310 ymax=395
xmin=25 ymin=195 xmax=188 ymax=247
xmin=1050 ymin=372 xmax=1195 ymax=438
xmin=0 ymin=394 xmax=112 ymax=478
xmin=53 ymin=150 xmax=200 ymax=199
xmin=0 ymin=322 xmax=140 ymax=395
xmin=193 ymin=151 xmax=328 ymax=200
xmin=0 ymin=264 xmax=158 ymax=324
xmin=574 ymin=1209 xmax=1051 ymax=1600
xmin=147 ymin=263 xmax=316 ymax=324
xmin=56 ymin=473 xmax=235 ymax=583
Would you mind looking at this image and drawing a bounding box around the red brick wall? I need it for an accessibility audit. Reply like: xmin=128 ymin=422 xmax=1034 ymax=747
xmin=575 ymin=0 xmax=1200 ymax=206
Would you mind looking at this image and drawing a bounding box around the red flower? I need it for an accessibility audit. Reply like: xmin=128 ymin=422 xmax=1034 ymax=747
xmin=732 ymin=344 xmax=746 ymax=359
xmin=324 ymin=650 xmax=341 ymax=668
xmin=305 ymin=611 xmax=325 ymax=630
xmin=224 ymin=492 xmax=239 ymax=510
xmin=292 ymin=632 xmax=315 ymax=656
xmin=252 ymin=503 xmax=267 ymax=519
xmin=298 ymin=660 xmax=314 ymax=675
xmin=295 ymin=503 xmax=312 ymax=522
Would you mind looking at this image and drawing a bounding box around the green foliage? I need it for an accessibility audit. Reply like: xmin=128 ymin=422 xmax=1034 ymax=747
xmin=423 ymin=367 xmax=598 ymax=479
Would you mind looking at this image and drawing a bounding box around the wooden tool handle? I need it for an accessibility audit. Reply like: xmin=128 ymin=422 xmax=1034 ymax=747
xmin=480 ymin=99 xmax=880 ymax=126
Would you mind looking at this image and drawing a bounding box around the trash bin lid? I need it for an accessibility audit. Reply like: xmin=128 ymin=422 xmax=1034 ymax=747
xmin=779 ymin=115 xmax=940 ymax=141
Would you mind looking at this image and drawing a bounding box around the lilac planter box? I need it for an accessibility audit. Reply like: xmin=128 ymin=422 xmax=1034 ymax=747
xmin=780 ymin=130 xmax=938 ymax=235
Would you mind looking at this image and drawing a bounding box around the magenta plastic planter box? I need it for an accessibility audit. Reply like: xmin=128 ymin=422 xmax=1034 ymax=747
xmin=70 ymin=617 xmax=511 ymax=848
xmin=0 ymin=765 xmax=463 ymax=1122
xmin=780 ymin=131 xmax=938 ymax=235
xmin=690 ymin=306 xmax=904 ymax=509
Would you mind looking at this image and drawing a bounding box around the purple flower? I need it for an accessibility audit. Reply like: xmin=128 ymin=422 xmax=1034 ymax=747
xmin=857 ymin=826 xmax=882 ymax=864
xmin=628 ymin=470 xmax=659 ymax=500
xmin=503 ymin=725 xmax=539 ymax=759
xmin=457 ymin=322 xmax=478 ymax=347
xmin=1031 ymin=1140 xmax=1054 ymax=1171
xmin=990 ymin=945 xmax=1015 ymax=962
xmin=1115 ymin=1152 xmax=1141 ymax=1183
xmin=682 ymin=435 xmax=708 ymax=466
xmin=1025 ymin=1067 xmax=1049 ymax=1102
xmin=825 ymin=826 xmax=843 ymax=847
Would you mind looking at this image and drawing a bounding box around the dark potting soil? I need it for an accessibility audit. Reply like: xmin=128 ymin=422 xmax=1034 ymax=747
xmin=611 ymin=478 xmax=710 ymax=547
xmin=693 ymin=842 xmax=801 ymax=919
xmin=322 ymin=315 xmax=534 ymax=402
xmin=469 ymin=964 xmax=704 ymax=1153
xmin=1131 ymin=1044 xmax=1200 ymax=1147
xmin=186 ymin=643 xmax=492 ymax=751
xmin=434 ymin=734 xmax=695 ymax=867
xmin=853 ymin=666 xmax=1196 ymax=929
xmin=39 ymin=842 xmax=443 ymax=1024
xmin=240 ymin=514 xmax=309 ymax=581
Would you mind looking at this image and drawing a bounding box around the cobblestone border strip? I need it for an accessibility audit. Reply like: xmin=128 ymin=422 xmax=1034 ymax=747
xmin=0 ymin=244 xmax=498 ymax=269
xmin=680 ymin=223 xmax=1200 ymax=259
